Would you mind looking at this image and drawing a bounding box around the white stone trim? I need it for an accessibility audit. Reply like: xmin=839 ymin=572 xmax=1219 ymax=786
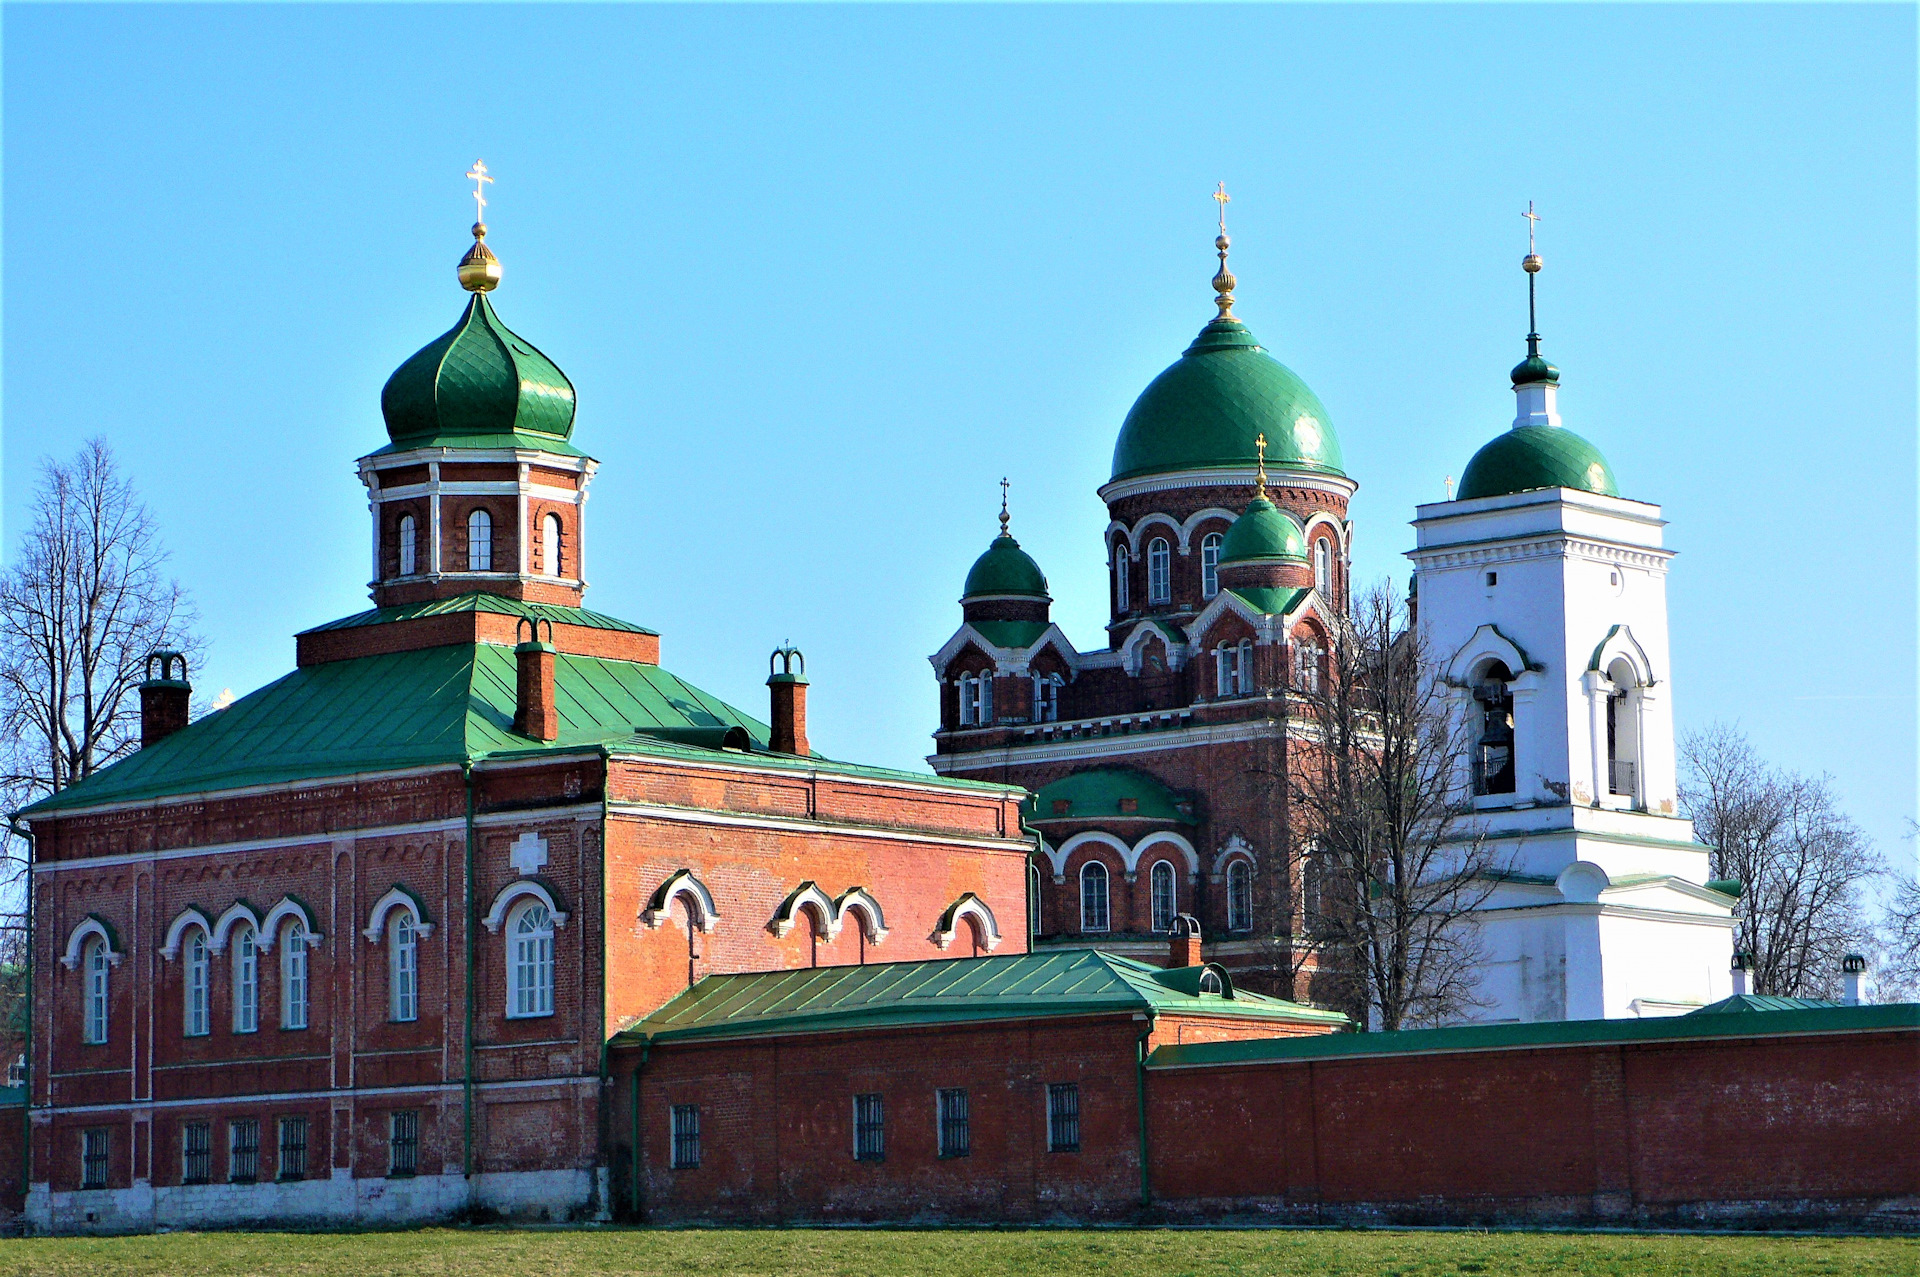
xmin=1587 ymin=623 xmax=1657 ymax=685
xmin=206 ymin=902 xmax=261 ymax=956
xmin=768 ymin=881 xmax=839 ymax=940
xmin=1409 ymin=535 xmax=1674 ymax=574
xmin=256 ymin=898 xmax=325 ymax=952
xmin=833 ymin=887 xmax=889 ymax=944
xmin=1444 ymin=622 xmax=1539 ymax=686
xmin=1209 ymin=834 xmax=1257 ymax=880
xmin=1116 ymin=621 xmax=1188 ymax=676
xmin=931 ymin=893 xmax=1002 ymax=952
xmin=481 ymin=880 xmax=569 ymax=935
xmin=61 ymin=916 xmax=125 ymax=971
xmin=608 ymin=801 xmax=1027 ymax=854
xmin=159 ymin=908 xmax=212 ymax=962
xmin=1053 ymin=831 xmax=1131 ymax=880
xmin=1121 ymin=512 xmax=1185 ymax=556
xmin=1099 ymin=467 xmax=1356 ymax=505
xmin=1134 ymin=830 xmax=1202 ymax=880
xmin=363 ymin=886 xmax=436 ymax=944
xmin=640 ymin=868 xmax=718 ymax=933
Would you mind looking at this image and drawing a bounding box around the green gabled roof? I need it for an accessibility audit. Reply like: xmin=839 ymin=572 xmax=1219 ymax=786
xmin=1023 ymin=767 xmax=1195 ymax=826
xmin=300 ymin=592 xmax=656 ymax=637
xmin=1685 ymin=993 xmax=1842 ymax=1015
xmin=381 ymin=292 xmax=577 ymax=452
xmin=1226 ymin=585 xmax=1308 ymax=617
xmin=969 ymin=620 xmax=1050 ymax=651
xmin=612 ymin=949 xmax=1346 ymax=1045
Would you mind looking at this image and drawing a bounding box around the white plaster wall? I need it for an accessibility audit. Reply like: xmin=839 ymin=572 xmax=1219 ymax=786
xmin=1598 ymin=910 xmax=1735 ymax=1018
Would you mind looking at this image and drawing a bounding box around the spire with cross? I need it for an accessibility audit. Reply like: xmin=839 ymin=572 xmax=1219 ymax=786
xmin=1211 ymin=182 xmax=1237 ymax=320
xmin=1522 ymin=201 xmax=1543 ymax=353
xmin=1254 ymin=432 xmax=1268 ymax=500
xmin=467 ymin=159 xmax=494 ymax=229
xmin=998 ymin=478 xmax=1010 ymax=536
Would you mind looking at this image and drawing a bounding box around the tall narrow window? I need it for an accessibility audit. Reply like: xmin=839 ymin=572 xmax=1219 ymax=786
xmin=185 ymin=929 xmax=210 ymax=1037
xmin=1031 ymin=674 xmax=1059 ymax=723
xmin=83 ymin=938 xmax=109 ymax=1045
xmin=232 ymin=924 xmax=258 ymax=1034
xmin=466 ymin=508 xmax=492 ymax=572
xmin=1113 ymin=545 xmax=1130 ymax=612
xmin=182 ymin=1121 xmax=211 ymax=1185
xmin=1237 ymin=641 xmax=1254 ymax=694
xmin=389 ymin=1111 xmax=419 ymax=1177
xmin=509 ymin=901 xmax=555 ymax=1018
xmin=1313 ymin=538 xmax=1332 ymax=595
xmin=81 ymin=1129 xmax=109 ymax=1190
xmin=541 ymin=512 xmax=561 ymax=577
xmin=1028 ymin=863 xmax=1042 ymax=936
xmin=1080 ymin=861 xmax=1110 ymax=933
xmin=1215 ymin=645 xmax=1234 ymax=697
xmin=1227 ymin=859 xmax=1253 ymax=932
xmin=1201 ymin=532 xmax=1223 ymax=599
xmin=1046 ymin=1083 xmax=1081 ymax=1153
xmin=1472 ymin=664 xmax=1517 ymax=796
xmin=397 ymin=514 xmax=417 ymax=576
xmin=1605 ymin=659 xmax=1642 ymax=802
xmin=391 ymin=913 xmax=418 ymax=1023
xmin=228 ymin=1119 xmax=260 ymax=1183
xmin=670 ymin=1104 xmax=701 ymax=1169
xmin=1150 ymin=861 xmax=1177 ymax=933
xmin=277 ymin=1116 xmax=308 ymax=1180
xmin=1147 ymin=537 xmax=1171 ymax=605
xmin=960 ymin=673 xmax=993 ymax=726
xmin=281 ymin=923 xmax=309 ymax=1030
xmin=936 ymin=1088 xmax=970 ymax=1158
xmin=957 ymin=674 xmax=974 ymax=727
xmin=853 ymin=1093 xmax=885 ymax=1161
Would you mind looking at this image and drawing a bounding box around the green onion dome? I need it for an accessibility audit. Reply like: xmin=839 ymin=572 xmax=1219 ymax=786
xmin=1218 ymin=496 xmax=1307 ymax=564
xmin=1111 ymin=319 xmax=1344 ymax=484
xmin=1458 ymin=425 xmax=1617 ymax=500
xmin=381 ymin=292 xmax=577 ymax=451
xmin=962 ymin=533 xmax=1050 ymax=601
xmin=1511 ymin=353 xmax=1560 ymax=386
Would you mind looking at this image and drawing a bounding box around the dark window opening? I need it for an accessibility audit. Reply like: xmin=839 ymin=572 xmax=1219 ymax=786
xmin=229 ymin=1119 xmax=259 ymax=1183
xmin=1047 ymin=1083 xmax=1081 ymax=1153
xmin=182 ymin=1122 xmax=211 ymax=1185
xmin=937 ymin=1088 xmax=970 ymax=1158
xmin=81 ymin=1128 xmax=109 ymax=1190
xmin=277 ymin=1116 xmax=308 ymax=1181
xmin=1473 ymin=664 xmax=1516 ymax=796
xmin=389 ymin=1110 xmax=419 ymax=1178
xmin=853 ymin=1093 xmax=885 ymax=1161
xmin=670 ymin=1104 xmax=701 ymax=1170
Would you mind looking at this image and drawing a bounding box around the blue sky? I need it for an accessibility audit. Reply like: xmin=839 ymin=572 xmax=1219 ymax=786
xmin=4 ymin=4 xmax=1915 ymax=870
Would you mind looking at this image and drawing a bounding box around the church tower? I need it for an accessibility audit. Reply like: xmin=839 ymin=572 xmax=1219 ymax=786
xmin=1408 ymin=217 xmax=1735 ymax=1022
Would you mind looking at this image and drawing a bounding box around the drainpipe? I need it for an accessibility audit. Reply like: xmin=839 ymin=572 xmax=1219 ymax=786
xmin=9 ymin=816 xmax=33 ymax=1201
xmin=1135 ymin=1013 xmax=1155 ymax=1208
xmin=630 ymin=1040 xmax=649 ymax=1220
xmin=462 ymin=763 xmax=477 ymax=1181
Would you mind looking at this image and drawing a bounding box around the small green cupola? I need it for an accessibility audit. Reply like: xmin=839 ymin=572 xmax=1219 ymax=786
xmin=961 ymin=486 xmax=1051 ymax=625
xmin=1219 ymin=498 xmax=1307 ymax=565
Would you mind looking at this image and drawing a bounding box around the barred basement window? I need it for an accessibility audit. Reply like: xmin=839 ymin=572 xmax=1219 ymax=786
xmin=81 ymin=1128 xmax=109 ymax=1190
xmin=670 ymin=1104 xmax=701 ymax=1170
xmin=389 ymin=1110 xmax=419 ymax=1177
xmin=228 ymin=1118 xmax=259 ymax=1183
xmin=937 ymin=1088 xmax=970 ymax=1158
xmin=277 ymin=1115 xmax=308 ymax=1180
xmin=853 ymin=1093 xmax=885 ymax=1161
xmin=1046 ymin=1083 xmax=1081 ymax=1153
xmin=182 ymin=1121 xmax=211 ymax=1185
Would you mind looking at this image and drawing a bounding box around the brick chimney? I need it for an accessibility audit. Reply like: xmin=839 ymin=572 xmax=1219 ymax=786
xmin=139 ymin=651 xmax=192 ymax=748
xmin=1731 ymin=950 xmax=1753 ymax=997
xmin=768 ymin=647 xmax=809 ymax=756
xmin=1842 ymin=953 xmax=1867 ymax=1006
xmin=1169 ymin=913 xmax=1203 ymax=968
xmin=514 ymin=619 xmax=558 ymax=741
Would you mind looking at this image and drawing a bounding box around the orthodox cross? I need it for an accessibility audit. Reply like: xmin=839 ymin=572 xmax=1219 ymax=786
xmin=1213 ymin=182 xmax=1231 ymax=234
xmin=1444 ymin=475 xmax=1455 ymax=501
xmin=467 ymin=160 xmax=493 ymax=225
xmin=1523 ymin=201 xmax=1540 ymax=255
xmin=1254 ymin=432 xmax=1267 ymax=497
xmin=998 ymin=477 xmax=1010 ymax=535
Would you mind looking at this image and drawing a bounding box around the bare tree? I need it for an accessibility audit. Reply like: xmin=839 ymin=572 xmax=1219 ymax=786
xmin=1679 ymin=723 xmax=1880 ymax=999
xmin=1869 ymin=823 xmax=1920 ymax=1002
xmin=1285 ymin=581 xmax=1506 ymax=1030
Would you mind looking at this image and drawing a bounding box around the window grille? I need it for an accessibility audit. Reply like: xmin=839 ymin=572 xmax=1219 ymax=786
xmin=1079 ymin=862 xmax=1110 ymax=933
xmin=389 ymin=1110 xmax=419 ymax=1177
xmin=391 ymin=914 xmax=418 ymax=1023
xmin=233 ymin=925 xmax=257 ymax=1033
xmin=1227 ymin=860 xmax=1253 ymax=932
xmin=1046 ymin=1083 xmax=1081 ymax=1152
xmin=936 ymin=1088 xmax=970 ymax=1158
xmin=398 ymin=514 xmax=417 ymax=576
xmin=1146 ymin=538 xmax=1171 ymax=605
xmin=84 ymin=939 xmax=109 ymax=1045
xmin=1113 ymin=545 xmax=1130 ymax=611
xmin=182 ymin=1121 xmax=211 ymax=1185
xmin=853 ymin=1093 xmax=885 ymax=1161
xmin=277 ymin=1116 xmax=308 ymax=1180
xmin=1150 ymin=862 xmax=1177 ymax=932
xmin=670 ymin=1104 xmax=701 ymax=1169
xmin=82 ymin=1128 xmax=109 ymax=1190
xmin=185 ymin=930 xmax=210 ymax=1037
xmin=229 ymin=1119 xmax=259 ymax=1183
xmin=510 ymin=902 xmax=555 ymax=1018
xmin=1201 ymin=532 xmax=1222 ymax=599
xmin=281 ymin=923 xmax=309 ymax=1029
xmin=467 ymin=508 xmax=492 ymax=571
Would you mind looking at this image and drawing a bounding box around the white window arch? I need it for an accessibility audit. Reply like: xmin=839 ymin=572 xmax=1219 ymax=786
xmin=83 ymin=938 xmax=110 ymax=1046
xmin=1147 ymin=537 xmax=1172 ymax=605
xmin=508 ymin=900 xmax=555 ymax=1018
xmin=185 ymin=928 xmax=211 ymax=1037
xmin=232 ymin=925 xmax=258 ymax=1034
xmin=1150 ymin=861 xmax=1177 ymax=933
xmin=391 ymin=913 xmax=419 ymax=1023
xmin=1200 ymin=532 xmax=1223 ymax=599
xmin=1113 ymin=544 xmax=1130 ymax=612
xmin=397 ymin=514 xmax=417 ymax=577
xmin=1079 ymin=861 xmax=1110 ymax=933
xmin=280 ymin=921 xmax=309 ymax=1030
xmin=541 ymin=512 xmax=561 ymax=577
xmin=467 ymin=508 xmax=492 ymax=572
xmin=1226 ymin=859 xmax=1254 ymax=932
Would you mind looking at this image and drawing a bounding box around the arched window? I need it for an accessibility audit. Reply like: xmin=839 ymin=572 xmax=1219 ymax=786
xmin=397 ymin=515 xmax=417 ymax=577
xmin=390 ymin=913 xmax=419 ymax=1023
xmin=1226 ymin=860 xmax=1253 ymax=933
xmin=466 ymin=509 xmax=492 ymax=572
xmin=280 ymin=923 xmax=309 ymax=1030
xmin=83 ymin=938 xmax=110 ymax=1046
xmin=1473 ymin=662 xmax=1517 ymax=796
xmin=1150 ymin=861 xmax=1177 ymax=933
xmin=1237 ymin=640 xmax=1254 ymax=694
xmin=1028 ymin=863 xmax=1042 ymax=937
xmin=1147 ymin=537 xmax=1171 ymax=605
xmin=1198 ymin=968 xmax=1225 ymax=994
xmin=508 ymin=901 xmax=555 ymax=1018
xmin=1113 ymin=544 xmax=1130 ymax=612
xmin=957 ymin=674 xmax=974 ymax=727
xmin=1201 ymin=532 xmax=1223 ymax=599
xmin=232 ymin=925 xmax=258 ymax=1034
xmin=957 ymin=673 xmax=991 ymax=727
xmin=1214 ymin=644 xmax=1235 ymax=697
xmin=1079 ymin=862 xmax=1110 ymax=933
xmin=541 ymin=512 xmax=561 ymax=577
xmin=1293 ymin=639 xmax=1322 ymax=694
xmin=184 ymin=929 xmax=210 ymax=1037
xmin=1606 ymin=658 xmax=1642 ymax=801
xmin=1313 ymin=538 xmax=1332 ymax=595
xmin=1031 ymin=674 xmax=1060 ymax=723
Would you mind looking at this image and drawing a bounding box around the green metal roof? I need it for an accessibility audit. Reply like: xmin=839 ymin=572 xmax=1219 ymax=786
xmin=381 ymin=292 xmax=577 ymax=452
xmin=1458 ymin=425 xmax=1617 ymax=501
xmin=1685 ymin=993 xmax=1842 ymax=1015
xmin=300 ymin=592 xmax=656 ymax=637
xmin=612 ymin=948 xmax=1347 ymax=1045
xmin=1226 ymin=585 xmax=1308 ymax=617
xmin=1148 ymin=1001 xmax=1919 ymax=1071
xmin=1218 ymin=496 xmax=1306 ymax=564
xmin=1023 ymin=767 xmax=1195 ymax=826
xmin=1112 ymin=318 xmax=1344 ymax=483
xmin=962 ymin=534 xmax=1049 ymax=601
xmin=969 ymin=620 xmax=1050 ymax=651
xmin=1511 ymin=353 xmax=1560 ymax=386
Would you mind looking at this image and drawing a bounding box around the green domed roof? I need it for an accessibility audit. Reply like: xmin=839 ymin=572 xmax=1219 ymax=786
xmin=963 ymin=534 xmax=1049 ymax=600
xmin=381 ymin=293 xmax=577 ymax=452
xmin=1458 ymin=425 xmax=1617 ymax=500
xmin=1111 ymin=319 xmax=1343 ymax=483
xmin=1218 ymin=496 xmax=1306 ymax=564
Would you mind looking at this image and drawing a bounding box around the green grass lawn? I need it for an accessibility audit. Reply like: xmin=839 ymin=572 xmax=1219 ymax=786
xmin=0 ymin=1227 xmax=1911 ymax=1277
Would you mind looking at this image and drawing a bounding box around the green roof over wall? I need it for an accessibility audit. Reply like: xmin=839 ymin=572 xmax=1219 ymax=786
xmin=1226 ymin=585 xmax=1308 ymax=617
xmin=300 ymin=591 xmax=656 ymax=636
xmin=968 ymin=620 xmax=1050 ymax=651
xmin=1023 ymin=767 xmax=1195 ymax=826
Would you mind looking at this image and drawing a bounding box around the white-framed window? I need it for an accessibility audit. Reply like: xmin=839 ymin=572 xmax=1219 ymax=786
xmin=466 ymin=508 xmax=492 ymax=572
xmin=83 ymin=937 xmax=109 ymax=1045
xmin=281 ymin=922 xmax=309 ymax=1030
xmin=397 ymin=514 xmax=417 ymax=576
xmin=958 ymin=672 xmax=992 ymax=726
xmin=1046 ymin=1082 xmax=1081 ymax=1153
xmin=1313 ymin=537 xmax=1332 ymax=595
xmin=390 ymin=913 xmax=419 ymax=1023
xmin=957 ymin=674 xmax=974 ymax=727
xmin=1079 ymin=861 xmax=1110 ymax=933
xmin=232 ymin=924 xmax=258 ymax=1034
xmin=541 ymin=512 xmax=561 ymax=577
xmin=1113 ymin=544 xmax=1130 ymax=612
xmin=1201 ymin=532 xmax=1223 ymax=599
xmin=1150 ymin=861 xmax=1177 ymax=933
xmin=184 ymin=928 xmax=210 ymax=1037
xmin=508 ymin=900 xmax=555 ymax=1018
xmin=1215 ymin=644 xmax=1234 ymax=697
xmin=1031 ymin=674 xmax=1060 ymax=723
xmin=1237 ymin=640 xmax=1254 ymax=694
xmin=1226 ymin=860 xmax=1253 ymax=932
xmin=1147 ymin=537 xmax=1171 ymax=605
xmin=1294 ymin=640 xmax=1323 ymax=694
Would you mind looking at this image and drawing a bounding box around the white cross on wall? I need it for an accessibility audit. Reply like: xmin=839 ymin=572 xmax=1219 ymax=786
xmin=510 ymin=831 xmax=548 ymax=877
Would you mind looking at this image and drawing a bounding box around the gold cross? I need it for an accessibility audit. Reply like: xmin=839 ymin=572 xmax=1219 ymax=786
xmin=999 ymin=478 xmax=1010 ymax=535
xmin=1523 ymin=201 xmax=1540 ymax=255
xmin=1214 ymin=182 xmax=1231 ymax=234
xmin=467 ymin=160 xmax=494 ymax=225
xmin=1255 ymin=432 xmax=1267 ymax=497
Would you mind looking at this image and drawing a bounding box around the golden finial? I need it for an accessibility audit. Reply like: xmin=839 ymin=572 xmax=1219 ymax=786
xmin=1254 ymin=432 xmax=1268 ymax=500
xmin=1211 ymin=182 xmax=1236 ymax=320
xmin=458 ymin=160 xmax=502 ymax=293
xmin=998 ymin=477 xmax=1011 ymax=536
xmin=1522 ymin=200 xmax=1542 ymax=273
